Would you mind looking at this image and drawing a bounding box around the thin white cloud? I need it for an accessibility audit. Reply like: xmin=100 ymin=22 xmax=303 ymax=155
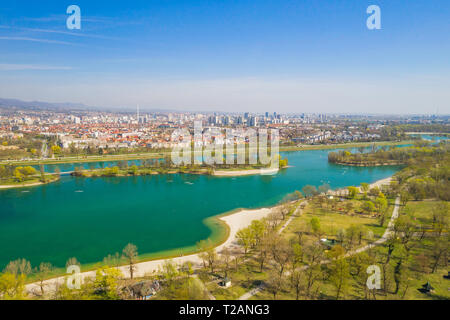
xmin=0 ymin=64 xmax=72 ymax=71
xmin=0 ymin=25 xmax=119 ymax=40
xmin=21 ymin=15 xmax=113 ymax=24
xmin=20 ymin=15 xmax=65 ymax=23
xmin=0 ymin=36 xmax=74 ymax=45
xmin=19 ymin=15 xmax=137 ymax=27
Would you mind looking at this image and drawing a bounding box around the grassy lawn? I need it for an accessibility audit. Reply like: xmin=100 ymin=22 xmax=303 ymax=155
xmin=251 ymin=264 xmax=449 ymax=300
xmin=253 ymin=199 xmax=449 ymax=300
xmin=197 ymin=259 xmax=269 ymax=300
xmin=193 ymin=197 xmax=395 ymax=301
xmin=282 ymin=199 xmax=390 ymax=244
xmin=402 ymin=199 xmax=446 ymax=225
xmin=152 ymin=276 xmax=211 ymax=300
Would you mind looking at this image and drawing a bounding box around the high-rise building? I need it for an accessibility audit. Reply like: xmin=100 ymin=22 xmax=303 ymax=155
xmin=249 ymin=116 xmax=257 ymax=127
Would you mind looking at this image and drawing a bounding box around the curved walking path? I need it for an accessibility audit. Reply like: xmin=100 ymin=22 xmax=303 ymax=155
xmin=238 ymin=196 xmax=401 ymax=300
xmin=278 ymin=201 xmax=306 ymax=235
xmin=238 ymin=200 xmax=307 ymax=300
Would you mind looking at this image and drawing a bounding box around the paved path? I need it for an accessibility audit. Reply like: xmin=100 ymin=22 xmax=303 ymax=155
xmin=238 ymin=284 xmax=265 ymax=300
xmin=238 ymin=196 xmax=401 ymax=300
xmin=278 ymin=201 xmax=307 ymax=235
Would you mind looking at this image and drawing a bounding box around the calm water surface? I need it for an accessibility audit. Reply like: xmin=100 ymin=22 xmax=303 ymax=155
xmin=0 ymin=149 xmax=402 ymax=268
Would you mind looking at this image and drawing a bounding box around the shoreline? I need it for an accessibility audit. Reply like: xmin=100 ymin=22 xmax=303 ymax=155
xmin=330 ymin=160 xmax=404 ymax=167
xmin=72 ymin=166 xmax=281 ymax=178
xmin=368 ymin=176 xmax=393 ymax=189
xmin=405 ymin=132 xmax=449 ymax=135
xmin=329 ymin=176 xmax=393 ymax=196
xmin=213 ymin=167 xmax=281 ymax=176
xmin=0 ymin=176 xmax=59 ymax=190
xmin=1 ymin=139 xmax=416 ymax=167
xmin=24 ymin=174 xmax=395 ymax=294
xmin=25 ymin=206 xmax=275 ymax=294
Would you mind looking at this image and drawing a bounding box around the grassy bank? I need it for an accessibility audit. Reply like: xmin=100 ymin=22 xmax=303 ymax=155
xmin=0 ymin=140 xmax=415 ymax=167
xmin=0 ymin=174 xmax=60 ymax=189
xmin=280 ymin=140 xmax=415 ymax=152
xmin=330 ymin=160 xmax=404 ymax=167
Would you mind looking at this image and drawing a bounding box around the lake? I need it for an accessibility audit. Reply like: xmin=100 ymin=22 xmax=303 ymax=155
xmin=0 ymin=148 xmax=402 ymax=269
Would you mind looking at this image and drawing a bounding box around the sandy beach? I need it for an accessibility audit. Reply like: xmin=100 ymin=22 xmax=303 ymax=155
xmin=0 ymin=182 xmax=46 ymax=189
xmin=0 ymin=178 xmax=59 ymax=190
xmin=25 ymin=206 xmax=274 ymax=295
xmin=329 ymin=176 xmax=393 ymax=196
xmin=213 ymin=168 xmax=279 ymax=176
xmin=368 ymin=176 xmax=392 ymax=189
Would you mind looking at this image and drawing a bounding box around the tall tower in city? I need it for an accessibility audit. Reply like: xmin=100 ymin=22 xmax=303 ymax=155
xmin=137 ymin=104 xmax=140 ymax=121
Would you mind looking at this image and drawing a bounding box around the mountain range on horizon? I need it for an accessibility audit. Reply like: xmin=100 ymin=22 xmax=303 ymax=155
xmin=0 ymin=97 xmax=448 ymax=117
xmin=0 ymin=97 xmax=179 ymax=114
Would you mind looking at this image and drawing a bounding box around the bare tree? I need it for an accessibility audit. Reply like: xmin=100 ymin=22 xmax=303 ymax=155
xmin=3 ymin=258 xmax=32 ymax=275
xmin=206 ymin=248 xmax=218 ymax=273
xmin=271 ymin=237 xmax=292 ymax=278
xmin=103 ymin=252 xmax=122 ymax=268
xmin=432 ymin=203 xmax=449 ymax=237
xmin=430 ymin=237 xmax=448 ymax=273
xmin=266 ymin=270 xmax=285 ymax=300
xmin=236 ymin=228 xmax=253 ymax=257
xmin=304 ymin=242 xmax=325 ymax=298
xmin=122 ymin=243 xmax=138 ymax=279
xmin=220 ymin=248 xmax=232 ymax=278
xmin=35 ymin=262 xmax=53 ymax=296
xmin=65 ymin=257 xmax=80 ymax=269
xmin=329 ymin=257 xmax=350 ymax=300
xmin=289 ymin=269 xmax=303 ymax=300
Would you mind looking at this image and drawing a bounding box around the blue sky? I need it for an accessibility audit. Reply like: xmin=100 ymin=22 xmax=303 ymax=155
xmin=0 ymin=0 xmax=449 ymax=114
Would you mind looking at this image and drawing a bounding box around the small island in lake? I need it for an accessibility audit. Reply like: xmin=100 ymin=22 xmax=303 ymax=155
xmin=328 ymin=141 xmax=448 ymax=167
xmin=71 ymin=156 xmax=289 ymax=178
xmin=0 ymin=165 xmax=60 ymax=189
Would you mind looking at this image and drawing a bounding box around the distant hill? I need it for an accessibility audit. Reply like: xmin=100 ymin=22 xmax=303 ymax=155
xmin=0 ymin=97 xmax=185 ymax=114
xmin=0 ymin=98 xmax=92 ymax=111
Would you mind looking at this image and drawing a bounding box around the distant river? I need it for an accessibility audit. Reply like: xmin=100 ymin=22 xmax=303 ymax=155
xmin=0 ymin=148 xmax=403 ymax=269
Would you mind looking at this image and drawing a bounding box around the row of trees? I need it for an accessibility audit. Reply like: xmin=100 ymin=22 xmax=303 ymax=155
xmin=328 ymin=142 xmax=449 ymax=165
xmin=0 ymin=243 xmax=139 ymax=300
xmin=0 ymin=164 xmax=54 ymax=184
xmin=0 ymin=165 xmax=39 ymax=182
xmin=231 ymin=199 xmax=448 ymax=299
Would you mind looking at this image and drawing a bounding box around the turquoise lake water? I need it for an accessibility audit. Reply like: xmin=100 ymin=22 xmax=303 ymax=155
xmin=0 ymin=148 xmax=403 ymax=269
